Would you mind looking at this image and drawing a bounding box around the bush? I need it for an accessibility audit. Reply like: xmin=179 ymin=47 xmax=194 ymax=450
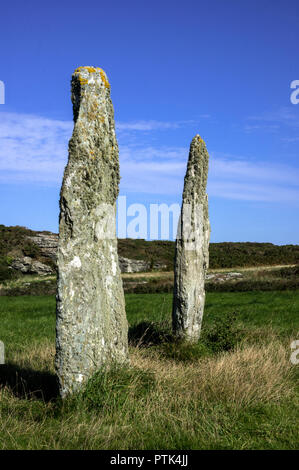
xmin=22 ymin=242 xmax=41 ymax=258
xmin=0 ymin=264 xmax=15 ymax=281
xmin=0 ymin=256 xmax=18 ymax=281
xmin=201 ymin=311 xmax=242 ymax=353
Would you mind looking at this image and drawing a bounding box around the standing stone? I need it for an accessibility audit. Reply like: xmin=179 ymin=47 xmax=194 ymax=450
xmin=55 ymin=66 xmax=128 ymax=397
xmin=0 ymin=341 xmax=4 ymax=364
xmin=172 ymin=135 xmax=210 ymax=342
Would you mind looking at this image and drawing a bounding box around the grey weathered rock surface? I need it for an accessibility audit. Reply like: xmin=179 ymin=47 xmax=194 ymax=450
xmin=11 ymin=256 xmax=54 ymax=275
xmin=172 ymin=135 xmax=210 ymax=342
xmin=27 ymin=233 xmax=58 ymax=261
xmin=118 ymin=256 xmax=150 ymax=273
xmin=55 ymin=66 xmax=128 ymax=397
xmin=205 ymin=272 xmax=243 ymax=282
xmin=118 ymin=256 xmax=167 ymax=273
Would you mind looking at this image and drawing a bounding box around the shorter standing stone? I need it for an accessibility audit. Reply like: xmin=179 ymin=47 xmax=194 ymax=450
xmin=172 ymin=134 xmax=210 ymax=342
xmin=0 ymin=341 xmax=4 ymax=364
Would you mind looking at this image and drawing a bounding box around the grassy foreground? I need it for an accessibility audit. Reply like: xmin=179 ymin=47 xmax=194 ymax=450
xmin=0 ymin=291 xmax=298 ymax=450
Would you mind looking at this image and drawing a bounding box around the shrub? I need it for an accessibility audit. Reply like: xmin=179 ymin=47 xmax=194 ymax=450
xmin=0 ymin=256 xmax=18 ymax=281
xmin=0 ymin=264 xmax=15 ymax=281
xmin=201 ymin=311 xmax=242 ymax=353
xmin=22 ymin=242 xmax=41 ymax=258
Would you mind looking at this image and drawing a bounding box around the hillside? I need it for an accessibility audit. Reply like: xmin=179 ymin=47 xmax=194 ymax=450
xmin=119 ymin=238 xmax=299 ymax=270
xmin=0 ymin=225 xmax=298 ymax=281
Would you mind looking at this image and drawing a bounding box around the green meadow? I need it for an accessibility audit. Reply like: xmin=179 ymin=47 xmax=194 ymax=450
xmin=0 ymin=291 xmax=298 ymax=449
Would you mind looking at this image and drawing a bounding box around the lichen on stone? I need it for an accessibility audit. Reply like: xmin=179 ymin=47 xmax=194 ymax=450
xmin=73 ymin=66 xmax=110 ymax=90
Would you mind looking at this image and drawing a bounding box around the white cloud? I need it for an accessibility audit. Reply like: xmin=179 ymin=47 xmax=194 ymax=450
xmin=210 ymin=152 xmax=299 ymax=186
xmin=116 ymin=120 xmax=181 ymax=131
xmin=119 ymin=146 xmax=299 ymax=202
xmin=246 ymin=107 xmax=299 ymax=129
xmin=244 ymin=124 xmax=280 ymax=133
xmin=208 ymin=181 xmax=299 ymax=203
xmin=0 ymin=111 xmax=298 ymax=204
xmin=0 ymin=112 xmax=71 ymax=181
xmin=282 ymin=137 xmax=299 ymax=143
xmin=116 ymin=117 xmax=209 ymax=132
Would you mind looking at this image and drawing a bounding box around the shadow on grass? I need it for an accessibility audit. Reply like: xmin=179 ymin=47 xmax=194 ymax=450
xmin=128 ymin=320 xmax=212 ymax=362
xmin=128 ymin=314 xmax=241 ymax=362
xmin=0 ymin=363 xmax=59 ymax=401
xmin=128 ymin=320 xmax=173 ymax=347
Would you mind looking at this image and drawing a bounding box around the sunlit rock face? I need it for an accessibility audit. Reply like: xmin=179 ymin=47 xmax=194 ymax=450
xmin=55 ymin=66 xmax=128 ymax=397
xmin=172 ymin=135 xmax=210 ymax=343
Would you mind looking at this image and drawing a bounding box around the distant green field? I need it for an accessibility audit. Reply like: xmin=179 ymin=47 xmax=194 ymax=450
xmin=0 ymin=292 xmax=298 ymax=450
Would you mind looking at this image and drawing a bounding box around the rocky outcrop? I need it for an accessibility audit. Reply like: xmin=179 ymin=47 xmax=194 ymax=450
xmin=11 ymin=233 xmax=166 ymax=274
xmin=206 ymin=272 xmax=243 ymax=282
xmin=27 ymin=233 xmax=58 ymax=261
xmin=172 ymin=135 xmax=210 ymax=342
xmin=118 ymin=256 xmax=167 ymax=273
xmin=55 ymin=66 xmax=128 ymax=397
xmin=119 ymin=256 xmax=150 ymax=273
xmin=11 ymin=257 xmax=54 ymax=276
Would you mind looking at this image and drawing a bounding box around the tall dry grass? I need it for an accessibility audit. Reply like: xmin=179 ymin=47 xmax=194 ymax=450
xmin=131 ymin=340 xmax=293 ymax=406
xmin=0 ymin=338 xmax=297 ymax=449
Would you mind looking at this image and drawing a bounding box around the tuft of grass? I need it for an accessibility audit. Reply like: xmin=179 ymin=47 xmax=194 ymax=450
xmin=70 ymin=365 xmax=156 ymax=414
xmin=158 ymin=340 xmax=210 ymax=362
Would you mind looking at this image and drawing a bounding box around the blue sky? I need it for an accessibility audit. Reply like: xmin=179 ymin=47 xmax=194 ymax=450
xmin=0 ymin=0 xmax=298 ymax=244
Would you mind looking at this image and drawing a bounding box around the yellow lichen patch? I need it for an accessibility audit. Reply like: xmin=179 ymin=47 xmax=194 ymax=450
xmin=74 ymin=66 xmax=83 ymax=74
xmin=74 ymin=66 xmax=96 ymax=74
xmin=195 ymin=134 xmax=205 ymax=145
xmin=73 ymin=66 xmax=110 ymax=89
xmin=78 ymin=77 xmax=88 ymax=85
xmin=96 ymin=68 xmax=110 ymax=89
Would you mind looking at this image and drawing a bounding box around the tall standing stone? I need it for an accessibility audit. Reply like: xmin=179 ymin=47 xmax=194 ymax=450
xmin=172 ymin=135 xmax=210 ymax=342
xmin=55 ymin=66 xmax=128 ymax=397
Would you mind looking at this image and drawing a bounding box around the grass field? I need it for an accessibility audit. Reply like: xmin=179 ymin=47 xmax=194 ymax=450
xmin=0 ymin=291 xmax=298 ymax=450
